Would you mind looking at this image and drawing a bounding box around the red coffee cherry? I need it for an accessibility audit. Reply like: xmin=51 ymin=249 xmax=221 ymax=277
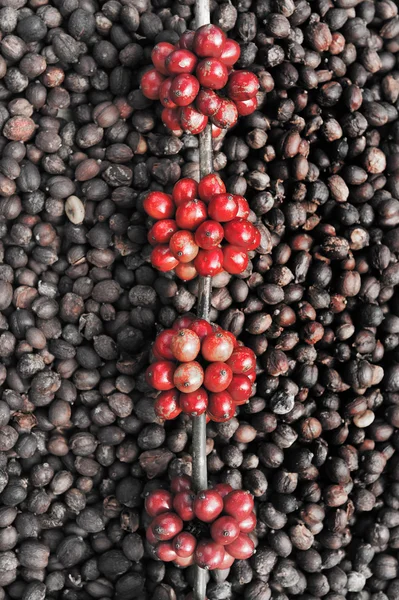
xmin=228 ymin=71 xmax=259 ymax=101
xmin=162 ymin=107 xmax=183 ymax=133
xmin=196 ymin=59 xmax=228 ymax=90
xmin=219 ymin=549 xmax=235 ymax=569
xmin=202 ymin=332 xmax=235 ymax=362
xmin=180 ymin=105 xmax=208 ymax=135
xmin=173 ymin=532 xmax=197 ymax=557
xmin=226 ymin=347 xmax=256 ymax=374
xmin=179 ymin=387 xmax=208 ymax=416
xmin=194 ymin=248 xmax=224 ymax=277
xmin=171 ymin=328 xmax=201 ymax=362
xmin=193 ymin=24 xmax=226 ymax=58
xmin=189 ymin=318 xmax=214 ymax=340
xmin=235 ymin=97 xmax=258 ymax=116
xmin=195 ymin=220 xmax=224 ymax=250
xmin=208 ymin=193 xmax=238 ymax=222
xmin=173 ymin=178 xmax=198 ymax=206
xmin=246 ymin=370 xmax=256 ymax=383
xmin=166 ymin=49 xmax=197 ymax=74
xmin=152 ymin=512 xmax=184 ymax=541
xmin=220 ymin=39 xmax=241 ymax=66
xmin=204 ymin=362 xmax=233 ymax=392
xmin=235 ymin=195 xmax=250 ymax=218
xmin=196 ymin=89 xmax=222 ymax=116
xmin=154 ymin=389 xmax=182 ymax=420
xmin=227 ymin=374 xmax=252 ymax=404
xmin=146 ymin=526 xmax=158 ymax=545
xmin=173 ymin=314 xmax=196 ymax=330
xmin=176 ymin=199 xmax=207 ymax=231
xmin=225 ymin=533 xmax=255 ymax=559
xmin=207 ymin=390 xmax=235 ymax=422
xmin=159 ymin=78 xmax=177 ymax=108
xmin=212 ymin=125 xmax=223 ymax=138
xmin=170 ymin=475 xmax=192 ymax=493
xmin=179 ymin=30 xmax=195 ymax=50
xmin=174 ymin=554 xmax=195 ymax=567
xmin=145 ymin=489 xmax=174 ymax=517
xmin=151 ymin=245 xmax=179 ymax=272
xmin=173 ymin=361 xmax=204 ymax=393
xmin=194 ymin=490 xmax=223 ymax=522
xmin=222 ymin=244 xmax=249 ymax=275
xmin=238 ymin=512 xmax=257 ymax=533
xmin=151 ymin=42 xmax=175 ymax=75
xmin=198 ymin=173 xmax=226 ymax=202
xmin=195 ymin=539 xmax=225 ymax=570
xmin=170 ymin=74 xmax=200 ymax=106
xmin=141 ymin=68 xmax=165 ymax=99
xmin=173 ymin=490 xmax=195 ymax=521
xmin=169 ymin=231 xmax=199 ymax=263
xmin=210 ymin=516 xmax=240 ymax=545
xmin=223 ymin=218 xmax=259 ymax=249
xmin=211 ymin=98 xmax=238 ymax=129
xmin=213 ymin=483 xmax=233 ymax=498
xmin=148 ymin=219 xmax=178 ymax=246
xmin=224 ymin=490 xmax=254 ymax=521
xmin=153 ymin=329 xmax=175 ymax=360
xmin=146 ymin=360 xmax=175 ymax=391
xmin=155 ymin=541 xmax=177 ymax=562
xmin=144 ymin=191 xmax=175 ymax=220
xmin=175 ymin=261 xmax=197 ymax=281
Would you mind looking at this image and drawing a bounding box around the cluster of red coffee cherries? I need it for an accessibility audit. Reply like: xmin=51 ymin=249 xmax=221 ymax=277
xmin=146 ymin=314 xmax=256 ymax=422
xmin=145 ymin=476 xmax=256 ymax=570
xmin=145 ymin=174 xmax=260 ymax=280
xmin=140 ymin=24 xmax=259 ymax=135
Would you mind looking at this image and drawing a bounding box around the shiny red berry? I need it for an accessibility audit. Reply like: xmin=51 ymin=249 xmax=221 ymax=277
xmin=235 ymin=195 xmax=250 ymax=218
xmin=224 ymin=490 xmax=254 ymax=521
xmin=154 ymin=389 xmax=182 ymax=420
xmin=170 ymin=475 xmax=192 ymax=493
xmin=180 ymin=105 xmax=208 ymax=135
xmin=246 ymin=370 xmax=256 ymax=383
xmin=151 ymin=245 xmax=179 ymax=272
xmin=166 ymin=49 xmax=197 ymax=74
xmin=151 ymin=42 xmax=175 ymax=75
xmin=171 ymin=328 xmax=201 ymax=362
xmin=235 ymin=97 xmax=258 ymax=116
xmin=213 ymin=483 xmax=233 ymax=498
xmin=144 ymin=191 xmax=174 ymax=220
xmin=175 ymin=261 xmax=197 ymax=281
xmin=169 ymin=231 xmax=199 ymax=263
xmin=222 ymin=244 xmax=249 ymax=274
xmin=238 ymin=512 xmax=257 ymax=533
xmin=146 ymin=526 xmax=158 ymax=545
xmin=176 ymin=199 xmax=207 ymax=231
xmin=195 ymin=539 xmax=225 ymax=570
xmin=219 ymin=549 xmax=235 ymax=569
xmin=194 ymin=220 xmax=224 ymax=249
xmin=173 ymin=178 xmax=198 ymax=206
xmin=146 ymin=360 xmax=175 ymax=391
xmin=193 ymin=24 xmax=226 ymax=58
xmin=204 ymin=362 xmax=233 ymax=393
xmin=196 ymin=59 xmax=228 ymax=90
xmin=194 ymin=248 xmax=224 ymax=277
xmin=194 ymin=489 xmax=223 ymax=522
xmin=198 ymin=173 xmax=226 ymax=202
xmin=226 ymin=347 xmax=256 ymax=374
xmin=173 ymin=532 xmax=197 ymax=557
xmin=152 ymin=512 xmax=184 ymax=541
xmin=228 ymin=71 xmax=259 ymax=101
xmin=170 ymin=74 xmax=200 ymax=106
xmin=196 ymin=89 xmax=222 ymax=116
xmin=141 ymin=68 xmax=165 ymax=100
xmin=174 ymin=554 xmax=195 ymax=567
xmin=153 ymin=329 xmax=175 ymax=360
xmin=208 ymin=193 xmax=238 ymax=222
xmin=179 ymin=30 xmax=195 ymax=50
xmin=227 ymin=374 xmax=252 ymax=404
xmin=223 ymin=218 xmax=258 ymax=249
xmin=173 ymin=361 xmax=204 ymax=393
xmin=220 ymin=39 xmax=241 ymax=66
xmin=207 ymin=390 xmax=235 ymax=422
xmin=161 ymin=107 xmax=183 ymax=133
xmin=201 ymin=332 xmax=235 ymax=362
xmin=212 ymin=125 xmax=223 ymax=138
xmin=225 ymin=533 xmax=255 ymax=559
xmin=189 ymin=318 xmax=214 ymax=340
xmin=173 ymin=490 xmax=195 ymax=521
xmin=159 ymin=78 xmax=177 ymax=108
xmin=210 ymin=516 xmax=240 ymax=545
xmin=145 ymin=489 xmax=173 ymax=517
xmin=211 ymin=98 xmax=238 ymax=129
xmin=155 ymin=541 xmax=177 ymax=561
xmin=173 ymin=315 xmax=196 ymax=330
xmin=179 ymin=387 xmax=208 ymax=416
xmin=148 ymin=219 xmax=178 ymax=246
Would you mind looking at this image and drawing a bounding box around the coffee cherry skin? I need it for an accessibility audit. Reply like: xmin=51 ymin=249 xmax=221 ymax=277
xmin=223 ymin=218 xmax=259 ymax=249
xmin=151 ymin=245 xmax=179 ymax=272
xmin=238 ymin=512 xmax=257 ymax=533
xmin=210 ymin=516 xmax=240 ymax=545
xmin=219 ymin=549 xmax=235 ymax=569
xmin=173 ymin=490 xmax=195 ymax=521
xmin=166 ymin=49 xmax=197 ymax=74
xmin=155 ymin=541 xmax=177 ymax=561
xmin=211 ymin=98 xmax=238 ymax=129
xmin=225 ymin=532 xmax=255 ymax=559
xmin=146 ymin=360 xmax=175 ymax=391
xmin=152 ymin=512 xmax=184 ymax=541
xmin=148 ymin=219 xmax=178 ymax=245
xmin=146 ymin=526 xmax=158 ymax=545
xmin=141 ymin=68 xmax=165 ymax=99
xmin=213 ymin=483 xmax=233 ymax=498
xmin=159 ymin=78 xmax=177 ymax=108
xmin=151 ymin=42 xmax=175 ymax=75
xmin=196 ymin=59 xmax=228 ymax=90
xmin=173 ymin=314 xmax=196 ymax=330
xmin=170 ymin=475 xmax=192 ymax=493
xmin=235 ymin=195 xmax=250 ymax=218
xmin=204 ymin=362 xmax=233 ymax=392
xmin=196 ymin=89 xmax=222 ymax=116
xmin=153 ymin=329 xmax=175 ymax=360
xmin=246 ymin=370 xmax=256 ymax=383
xmin=173 ymin=361 xmax=204 ymax=393
xmin=224 ymin=490 xmax=255 ymax=521
xmin=227 ymin=374 xmax=252 ymax=404
xmin=179 ymin=30 xmax=195 ymax=50
xmin=174 ymin=554 xmax=195 ymax=567
xmin=208 ymin=193 xmax=238 ymax=222
xmin=226 ymin=347 xmax=257 ymax=374
xmin=220 ymin=39 xmax=241 ymax=66
xmin=179 ymin=387 xmax=208 ymax=416
xmin=161 ymin=107 xmax=183 ymax=133
xmin=235 ymin=97 xmax=258 ymax=116
xmin=223 ymin=244 xmax=249 ymax=275
xmin=145 ymin=489 xmax=174 ymax=517
xmin=169 ymin=231 xmax=199 ymax=263
xmin=173 ymin=178 xmax=198 ymax=206
xmin=198 ymin=173 xmax=226 ymax=202
xmin=194 ymin=248 xmax=224 ymax=277
xmin=189 ymin=318 xmax=214 ymax=340
xmin=154 ymin=389 xmax=182 ymax=420
xmin=180 ymin=105 xmax=208 ymax=135
xmin=144 ymin=191 xmax=175 ymax=220
xmin=195 ymin=220 xmax=224 ymax=249
xmin=202 ymin=332 xmax=235 ymax=362
xmin=194 ymin=490 xmax=223 ymax=522
xmin=228 ymin=71 xmax=259 ymax=101
xmin=171 ymin=328 xmax=201 ymax=362
xmin=170 ymin=74 xmax=200 ymax=106
xmin=176 ymin=199 xmax=207 ymax=231
xmin=193 ymin=24 xmax=226 ymax=58
xmin=207 ymin=390 xmax=235 ymax=422
xmin=175 ymin=261 xmax=198 ymax=281
xmin=173 ymin=532 xmax=197 ymax=557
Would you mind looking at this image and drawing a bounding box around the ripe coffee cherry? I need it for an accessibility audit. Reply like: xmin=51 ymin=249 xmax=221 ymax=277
xmin=173 ymin=178 xmax=198 ymax=206
xmin=170 ymin=74 xmax=200 ymax=106
xmin=210 ymin=516 xmax=240 ymax=545
xmin=166 ymin=49 xmax=197 ymax=74
xmin=224 ymin=218 xmax=258 ymax=249
xmin=179 ymin=30 xmax=195 ymax=50
xmin=225 ymin=533 xmax=255 ymax=559
xmin=171 ymin=475 xmax=192 ymax=493
xmin=189 ymin=318 xmax=214 ymax=340
xmin=180 ymin=105 xmax=208 ymax=135
xmin=162 ymin=107 xmax=183 ymax=133
xmin=171 ymin=328 xmax=201 ymax=362
xmin=144 ymin=191 xmax=175 ymax=220
xmin=227 ymin=374 xmax=252 ymax=404
xmin=220 ymin=549 xmax=235 ymax=569
xmin=198 ymin=173 xmax=226 ymax=202
xmin=173 ymin=490 xmax=195 ymax=521
xmin=174 ymin=554 xmax=195 ymax=567
xmin=246 ymin=370 xmax=256 ymax=383
xmin=169 ymin=231 xmax=199 ymax=263
xmin=228 ymin=71 xmax=259 ymax=101
xmin=173 ymin=315 xmax=196 ymax=330
xmin=195 ymin=539 xmax=225 ymax=570
xmin=220 ymin=39 xmax=241 ymax=66
xmin=196 ymin=59 xmax=228 ymax=90
xmin=141 ymin=68 xmax=165 ymax=100
xmin=238 ymin=512 xmax=257 ymax=533
xmin=213 ymin=483 xmax=233 ymax=498
xmin=146 ymin=526 xmax=158 ymax=545
xmin=176 ymin=199 xmax=207 ymax=231
xmin=153 ymin=329 xmax=175 ymax=360
xmin=151 ymin=245 xmax=179 ymax=272
xmin=193 ymin=24 xmax=226 ymax=58
xmin=173 ymin=361 xmax=204 ymax=393
xmin=211 ymin=98 xmax=238 ymax=129
xmin=236 ymin=97 xmax=258 ymax=116
xmin=194 ymin=248 xmax=224 ymax=277
xmin=159 ymin=78 xmax=177 ymax=108
xmin=145 ymin=489 xmax=174 ymax=517
xmin=155 ymin=541 xmax=177 ymax=561
xmin=154 ymin=389 xmax=182 ymax=420
xmin=207 ymin=391 xmax=235 ymax=422
xmin=151 ymin=42 xmax=175 ymax=75
xmin=226 ymin=347 xmax=256 ymax=374
xmin=212 ymin=125 xmax=223 ymax=138
xmin=173 ymin=532 xmax=197 ymax=557
xmin=195 ymin=220 xmax=224 ymax=249
xmin=202 ymin=332 xmax=235 ymax=362
xmin=152 ymin=512 xmax=184 ymax=541
xmin=224 ymin=490 xmax=254 ymax=521
xmin=223 ymin=245 xmax=249 ymax=274
xmin=196 ymin=89 xmax=222 ymax=117
xmin=208 ymin=193 xmax=238 ymax=222
xmin=148 ymin=219 xmax=178 ymax=245
xmin=179 ymin=387 xmax=208 ymax=416
xmin=235 ymin=195 xmax=250 ymax=218
xmin=175 ymin=261 xmax=197 ymax=281
xmin=204 ymin=362 xmax=233 ymax=392
xmin=146 ymin=361 xmax=175 ymax=391
xmin=194 ymin=490 xmax=223 ymax=522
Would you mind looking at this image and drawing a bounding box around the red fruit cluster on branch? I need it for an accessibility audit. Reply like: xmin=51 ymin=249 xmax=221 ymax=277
xmin=144 ymin=175 xmax=261 ymax=279
xmin=145 ymin=477 xmax=256 ymax=570
xmin=146 ymin=314 xmax=256 ymax=422
xmin=140 ymin=24 xmax=259 ymax=135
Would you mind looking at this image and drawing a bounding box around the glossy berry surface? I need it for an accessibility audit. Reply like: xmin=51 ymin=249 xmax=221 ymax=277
xmin=225 ymin=533 xmax=255 ymax=559
xmin=193 ymin=24 xmax=226 ymax=58
xmin=170 ymin=74 xmax=200 ymax=106
xmin=223 ymin=490 xmax=254 ymax=521
xmin=173 ymin=361 xmax=204 ymax=393
xmin=210 ymin=516 xmax=240 ymax=545
xmin=179 ymin=387 xmax=208 ymax=416
xmin=196 ymin=59 xmax=228 ymax=90
xmin=208 ymin=193 xmax=238 ymax=222
xmin=220 ymin=39 xmax=241 ymax=66
xmin=151 ymin=43 xmax=175 ymax=75
xmin=151 ymin=512 xmax=183 ymax=541
xmin=195 ymin=220 xmax=224 ymax=249
xmin=148 ymin=219 xmax=178 ymax=245
xmin=166 ymin=49 xmax=197 ymax=74
xmin=173 ymin=491 xmax=195 ymax=521
xmin=207 ymin=390 xmax=235 ymax=422
xmin=194 ymin=248 xmax=224 ymax=277
xmin=171 ymin=328 xmax=201 ymax=362
xmin=195 ymin=539 xmax=225 ymax=570
xmin=146 ymin=360 xmax=175 ymax=391
xmin=180 ymin=105 xmax=208 ymax=134
xmin=194 ymin=489 xmax=224 ymax=522
xmin=173 ymin=532 xmax=197 ymax=557
xmin=151 ymin=245 xmax=179 ymax=272
xmin=196 ymin=89 xmax=222 ymax=116
xmin=145 ymin=489 xmax=174 ymax=517
xmin=141 ymin=68 xmax=165 ymax=100
xmin=204 ymin=362 xmax=233 ymax=392
xmin=154 ymin=389 xmax=182 ymax=420
xmin=227 ymin=71 xmax=259 ymax=101
xmin=175 ymin=199 xmax=207 ymax=231
xmin=144 ymin=192 xmax=174 ymax=220
xmin=202 ymin=332 xmax=235 ymax=362
xmin=211 ymin=98 xmax=238 ymax=129
xmin=198 ymin=173 xmax=226 ymax=202
xmin=169 ymin=231 xmax=199 ymax=263
xmin=222 ymin=244 xmax=249 ymax=274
